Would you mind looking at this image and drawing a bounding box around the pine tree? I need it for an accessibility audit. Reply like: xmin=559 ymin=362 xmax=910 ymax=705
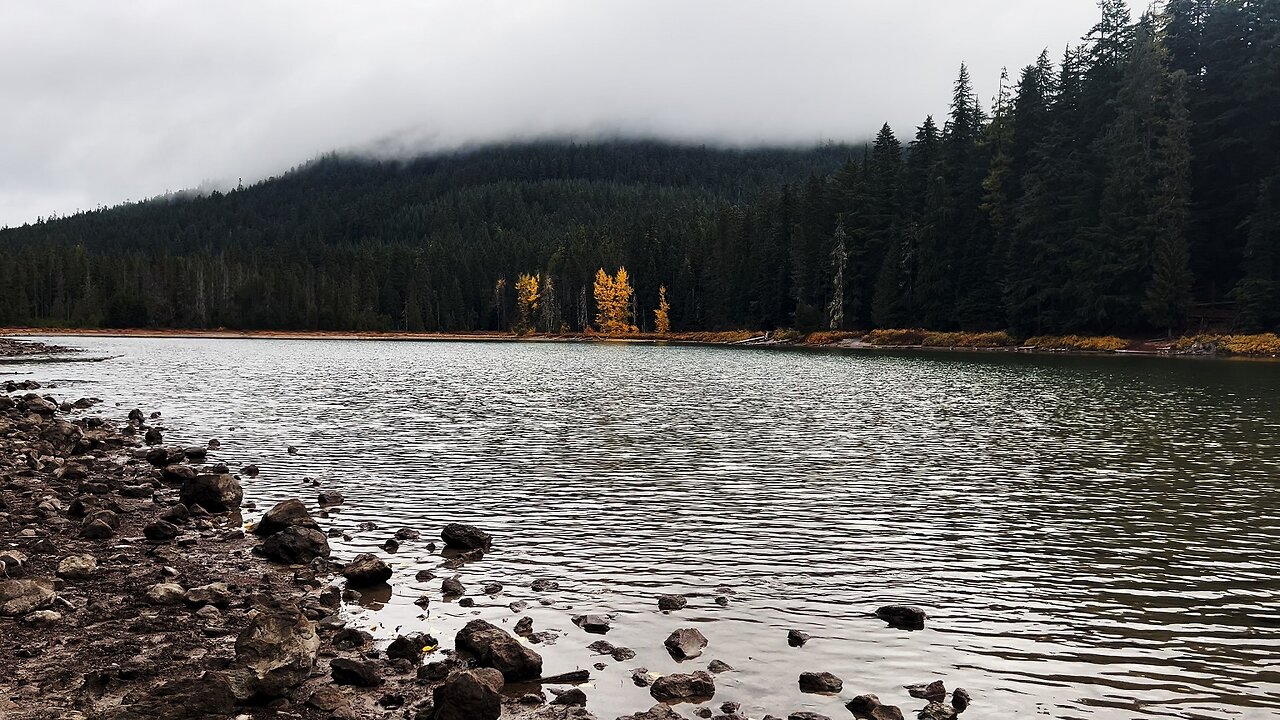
xmin=1143 ymin=71 xmax=1194 ymax=335
xmin=1233 ymin=177 xmax=1280 ymax=330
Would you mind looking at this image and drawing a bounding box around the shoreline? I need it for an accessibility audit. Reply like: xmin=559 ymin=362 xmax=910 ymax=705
xmin=4 ymin=326 xmax=1279 ymax=361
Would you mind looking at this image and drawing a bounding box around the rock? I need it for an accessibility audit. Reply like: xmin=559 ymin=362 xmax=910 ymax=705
xmin=207 ymin=438 xmax=221 ymax=449
xmin=418 ymin=660 xmax=454 ymax=683
xmin=658 ymin=594 xmax=687 ymax=611
xmin=382 ymin=538 xmax=400 ymax=552
xmin=572 ymin=613 xmax=611 ymax=634
xmin=80 ymin=518 xmax=114 ymax=539
xmin=22 ymin=609 xmax=62 ymax=626
xmin=618 ymin=706 xmax=683 ymax=720
xmin=664 ymin=627 xmax=708 ymax=660
xmin=431 ymin=668 xmax=503 ymax=720
xmin=483 ymin=581 xmax=503 ymax=595
xmin=184 ymin=582 xmax=232 ymax=608
xmin=287 ymin=445 xmax=299 ymax=455
xmin=552 ymin=687 xmax=587 ymax=706
xmin=159 ymin=503 xmax=191 ymax=523
xmin=951 ymin=688 xmax=970 ymax=712
xmin=649 ymin=670 xmax=715 ymax=703
xmin=254 ymin=498 xmax=319 ymax=536
xmin=241 ymin=464 xmax=260 ymax=476
xmin=144 ymin=519 xmax=180 ymax=541
xmin=531 ymin=578 xmax=559 ymax=592
xmin=57 ymin=553 xmax=97 ymax=579
xmin=542 ymin=669 xmax=591 ymax=684
xmin=514 ymin=617 xmax=533 ymax=635
xmin=876 ymin=605 xmax=926 ymax=630
xmin=330 ymin=657 xmax=382 ymax=687
xmin=146 ymin=582 xmax=187 ymax=605
xmin=179 ymin=474 xmax=243 ymax=512
xmin=442 ymin=576 xmax=465 ymax=596
xmin=416 ymin=569 xmax=437 ymax=582
xmin=387 ymin=633 xmax=434 ymax=664
xmin=799 ymin=671 xmax=843 ymax=693
xmin=184 ymin=446 xmax=207 ymax=461
xmin=317 ymin=490 xmax=344 ymax=505
xmin=225 ymin=606 xmax=320 ymax=700
xmin=846 ymin=695 xmax=905 ymax=720
xmin=332 ymin=627 xmax=372 ymax=650
xmin=906 ymin=680 xmax=946 ymax=701
xmin=306 ymin=686 xmax=348 ymax=712
xmin=918 ymin=704 xmax=957 ymax=720
xmin=707 ymin=659 xmax=733 ymax=673
xmin=0 ymin=550 xmax=28 ymax=576
xmin=394 ymin=527 xmax=420 ymax=540
xmin=0 ymin=579 xmax=56 ymax=616
xmin=144 ymin=427 xmax=163 ymax=445
xmin=262 ymin=526 xmax=331 ymax=564
xmin=612 ymin=646 xmax=636 ymax=661
xmin=789 ymin=714 xmax=832 ymax=720
xmin=341 ymin=553 xmax=392 ymax=587
xmin=107 ymin=672 xmax=236 ymax=718
xmin=788 ymin=629 xmax=811 ymax=646
xmin=441 ymin=522 xmax=492 ymax=550
xmin=455 ymin=619 xmax=543 ymax=681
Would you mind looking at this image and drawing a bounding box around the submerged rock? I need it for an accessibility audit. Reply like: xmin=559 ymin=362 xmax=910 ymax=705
xmin=799 ymin=671 xmax=843 ymax=693
xmin=787 ymin=629 xmax=811 ymax=647
xmin=876 ymin=605 xmax=927 ymax=630
xmin=454 ymin=619 xmax=543 ymax=681
xmin=906 ymin=680 xmax=946 ymax=701
xmin=658 ymin=594 xmax=687 ymax=611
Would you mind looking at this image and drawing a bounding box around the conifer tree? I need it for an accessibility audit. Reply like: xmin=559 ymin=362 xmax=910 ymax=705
xmin=1143 ymin=71 xmax=1194 ymax=335
xmin=654 ymin=285 xmax=671 ymax=335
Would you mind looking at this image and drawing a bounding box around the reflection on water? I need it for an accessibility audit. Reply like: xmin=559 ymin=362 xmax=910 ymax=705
xmin=6 ymin=337 xmax=1280 ymax=719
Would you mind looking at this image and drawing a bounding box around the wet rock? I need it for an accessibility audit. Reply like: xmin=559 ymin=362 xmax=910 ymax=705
xmin=631 ymin=668 xmax=654 ymax=687
xmin=788 ymin=713 xmax=832 ymax=720
xmin=531 ymin=578 xmax=560 ymax=592
xmin=57 ymin=553 xmax=97 ymax=579
xmin=799 ymin=671 xmax=843 ymax=693
xmin=514 ymin=616 xmax=533 ymax=635
xmin=618 ymin=706 xmax=683 ymax=720
xmin=876 ymin=605 xmax=926 ymax=630
xmin=332 ymin=627 xmax=372 ymax=650
xmin=431 ymin=668 xmax=503 ymax=720
xmin=906 ymin=680 xmax=946 ymax=701
xmin=261 ymin=526 xmax=330 ymax=564
xmin=572 ymin=613 xmax=611 ymax=634
xmin=483 ymin=581 xmax=503 ymax=595
xmin=707 ymin=659 xmax=733 ymax=673
xmin=846 ymin=694 xmax=905 ymax=720
xmin=612 ymin=646 xmax=636 ymax=661
xmin=649 ymin=670 xmax=715 ymax=703
xmin=207 ymin=438 xmax=221 ymax=450
xmin=144 ymin=519 xmax=180 ymax=542
xmin=394 ymin=527 xmax=420 ymax=540
xmin=241 ymin=464 xmax=260 ymax=477
xmin=146 ymin=582 xmax=187 ymax=605
xmin=184 ymin=446 xmax=207 ymax=462
xmin=184 ymin=582 xmax=231 ymax=608
xmin=441 ymin=522 xmax=492 ymax=550
xmin=552 ymin=687 xmax=587 ymax=706
xmin=179 ymin=473 xmax=243 ymax=512
xmin=586 ymin=639 xmax=616 ymax=655
xmin=144 ymin=427 xmax=163 ymax=445
xmin=918 ymin=703 xmax=957 ymax=720
xmin=106 ymin=672 xmax=236 ymax=719
xmin=330 ymin=657 xmax=382 ymax=686
xmin=387 ymin=632 xmax=435 ymax=664
xmin=441 ymin=576 xmax=465 ymax=596
xmin=317 ymin=490 xmax=344 ymax=505
xmin=382 ymin=538 xmax=399 ymax=552
xmin=658 ymin=594 xmax=688 ymax=611
xmin=342 ymin=553 xmax=392 ymax=587
xmin=254 ymin=498 xmax=319 ymax=536
xmin=287 ymin=445 xmax=299 ymax=455
xmin=0 ymin=579 xmax=55 ymax=616
xmin=225 ymin=606 xmax=320 ymax=700
xmin=306 ymin=686 xmax=348 ymax=712
xmin=542 ymin=669 xmax=591 ymax=684
xmin=664 ymin=627 xmax=708 ymax=660
xmin=951 ymin=688 xmax=970 ymax=712
xmin=788 ymin=629 xmax=811 ymax=647
xmin=159 ymin=502 xmax=191 ymax=523
xmin=416 ymin=569 xmax=437 ymax=581
xmin=455 ymin=618 xmax=543 ymax=681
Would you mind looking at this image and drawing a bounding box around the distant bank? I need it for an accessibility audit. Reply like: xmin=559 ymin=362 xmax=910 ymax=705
xmin=4 ymin=327 xmax=1280 ymax=359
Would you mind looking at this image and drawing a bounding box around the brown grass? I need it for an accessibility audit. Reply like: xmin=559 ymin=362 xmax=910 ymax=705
xmin=802 ymin=330 xmax=862 ymax=346
xmin=1023 ymin=335 xmax=1129 ymax=352
xmin=1173 ymin=333 xmax=1280 ymax=356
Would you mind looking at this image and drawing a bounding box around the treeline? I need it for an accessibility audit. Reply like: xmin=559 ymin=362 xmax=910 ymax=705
xmin=1 ymin=0 xmax=1277 ymax=336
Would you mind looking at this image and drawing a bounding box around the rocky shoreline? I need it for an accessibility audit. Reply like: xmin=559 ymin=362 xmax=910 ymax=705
xmin=2 ymin=366 xmax=973 ymax=720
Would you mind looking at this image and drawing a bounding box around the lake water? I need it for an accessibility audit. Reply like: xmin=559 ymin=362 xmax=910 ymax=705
xmin=5 ymin=336 xmax=1280 ymax=719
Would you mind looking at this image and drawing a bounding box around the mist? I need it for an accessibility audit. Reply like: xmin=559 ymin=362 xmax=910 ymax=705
xmin=0 ymin=0 xmax=1101 ymax=227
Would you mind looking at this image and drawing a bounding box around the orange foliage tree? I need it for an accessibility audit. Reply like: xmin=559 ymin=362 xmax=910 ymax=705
xmin=593 ymin=267 xmax=635 ymax=334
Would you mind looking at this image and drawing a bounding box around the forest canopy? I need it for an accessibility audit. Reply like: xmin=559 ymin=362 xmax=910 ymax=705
xmin=2 ymin=0 xmax=1276 ymax=337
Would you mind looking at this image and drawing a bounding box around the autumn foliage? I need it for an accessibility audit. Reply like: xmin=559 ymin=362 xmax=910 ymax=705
xmin=593 ymin=267 xmax=636 ymax=334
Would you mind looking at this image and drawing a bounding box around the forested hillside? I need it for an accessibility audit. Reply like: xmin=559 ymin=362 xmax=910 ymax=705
xmin=2 ymin=0 xmax=1276 ymax=335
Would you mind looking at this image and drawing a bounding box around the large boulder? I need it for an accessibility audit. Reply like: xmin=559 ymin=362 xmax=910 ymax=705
xmin=179 ymin=474 xmax=243 ymax=512
xmin=649 ymin=670 xmax=715 ymax=703
xmin=0 ymin=579 xmax=55 ymax=616
xmin=455 ymin=619 xmax=543 ymax=680
xmin=342 ymin=553 xmax=392 ymax=587
xmin=431 ymin=668 xmax=503 ymax=720
xmin=441 ymin=523 xmax=492 ymax=551
xmin=261 ymin=526 xmax=331 ymax=564
xmin=254 ymin=499 xmax=319 ymax=536
xmin=663 ymin=627 xmax=707 ymax=660
xmin=224 ymin=607 xmax=320 ymax=700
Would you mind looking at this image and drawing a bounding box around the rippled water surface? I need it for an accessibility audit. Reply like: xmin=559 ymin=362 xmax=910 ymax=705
xmin=6 ymin=337 xmax=1280 ymax=719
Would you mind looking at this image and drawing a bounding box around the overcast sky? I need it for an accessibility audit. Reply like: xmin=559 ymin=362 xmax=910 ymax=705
xmin=0 ymin=0 xmax=1102 ymax=228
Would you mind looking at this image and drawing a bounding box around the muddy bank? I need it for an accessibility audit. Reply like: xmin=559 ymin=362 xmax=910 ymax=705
xmin=0 ymin=338 xmax=80 ymax=358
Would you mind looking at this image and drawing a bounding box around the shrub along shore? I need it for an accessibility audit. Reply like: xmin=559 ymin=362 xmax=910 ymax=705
xmin=6 ymin=328 xmax=1280 ymax=358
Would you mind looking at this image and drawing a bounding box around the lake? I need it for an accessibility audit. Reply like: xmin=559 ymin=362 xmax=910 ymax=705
xmin=5 ymin=336 xmax=1279 ymax=719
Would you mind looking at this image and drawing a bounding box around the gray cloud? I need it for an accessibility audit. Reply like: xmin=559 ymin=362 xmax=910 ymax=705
xmin=0 ymin=0 xmax=1101 ymax=227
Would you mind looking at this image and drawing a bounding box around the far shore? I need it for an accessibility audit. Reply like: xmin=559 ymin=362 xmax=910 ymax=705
xmin=3 ymin=326 xmax=1278 ymax=360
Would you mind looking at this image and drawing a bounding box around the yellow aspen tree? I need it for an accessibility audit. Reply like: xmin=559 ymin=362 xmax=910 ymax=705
xmin=593 ymin=266 xmax=635 ymax=334
xmin=514 ymin=273 xmax=540 ymax=335
xmin=654 ymin=285 xmax=671 ymax=335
